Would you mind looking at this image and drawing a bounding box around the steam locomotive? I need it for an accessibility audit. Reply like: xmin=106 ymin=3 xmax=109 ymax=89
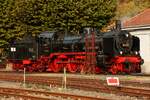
xmin=8 ymin=28 xmax=143 ymax=74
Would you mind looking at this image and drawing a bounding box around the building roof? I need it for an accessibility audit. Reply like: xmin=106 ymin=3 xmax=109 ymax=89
xmin=123 ymin=8 xmax=150 ymax=28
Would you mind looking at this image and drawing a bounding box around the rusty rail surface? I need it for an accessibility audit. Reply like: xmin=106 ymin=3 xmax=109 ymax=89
xmin=0 ymin=72 xmax=149 ymax=99
xmin=0 ymin=92 xmax=52 ymax=100
xmin=0 ymin=87 xmax=107 ymax=100
xmin=113 ymin=86 xmax=150 ymax=97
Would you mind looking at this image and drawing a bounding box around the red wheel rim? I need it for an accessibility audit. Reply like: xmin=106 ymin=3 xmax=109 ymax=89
xmin=52 ymin=59 xmax=62 ymax=72
xmin=95 ymin=67 xmax=101 ymax=73
xmin=79 ymin=64 xmax=85 ymax=73
xmin=38 ymin=68 xmax=45 ymax=72
xmin=29 ymin=67 xmax=34 ymax=72
xmin=110 ymin=64 xmax=117 ymax=74
xmin=67 ymin=63 xmax=78 ymax=73
xmin=111 ymin=68 xmax=117 ymax=74
xmin=37 ymin=63 xmax=46 ymax=72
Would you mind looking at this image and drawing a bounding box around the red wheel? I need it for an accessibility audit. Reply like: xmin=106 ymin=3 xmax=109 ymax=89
xmin=29 ymin=63 xmax=37 ymax=72
xmin=109 ymin=64 xmax=118 ymax=74
xmin=13 ymin=63 xmax=22 ymax=71
xmin=124 ymin=69 xmax=130 ymax=74
xmin=37 ymin=63 xmax=46 ymax=72
xmin=123 ymin=64 xmax=131 ymax=74
xmin=51 ymin=59 xmax=62 ymax=72
xmin=110 ymin=68 xmax=117 ymax=74
xmin=135 ymin=64 xmax=141 ymax=73
xmin=95 ymin=67 xmax=101 ymax=74
xmin=28 ymin=67 xmax=34 ymax=72
xmin=67 ymin=63 xmax=78 ymax=73
xmin=37 ymin=62 xmax=46 ymax=72
xmin=79 ymin=64 xmax=85 ymax=73
xmin=38 ymin=67 xmax=45 ymax=72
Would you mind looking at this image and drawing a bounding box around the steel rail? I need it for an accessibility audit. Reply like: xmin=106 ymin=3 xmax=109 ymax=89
xmin=0 ymin=73 xmax=149 ymax=99
xmin=0 ymin=92 xmax=54 ymax=100
xmin=0 ymin=87 xmax=107 ymax=100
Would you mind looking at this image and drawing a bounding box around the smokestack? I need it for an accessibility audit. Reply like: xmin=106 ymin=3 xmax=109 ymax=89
xmin=116 ymin=20 xmax=122 ymax=31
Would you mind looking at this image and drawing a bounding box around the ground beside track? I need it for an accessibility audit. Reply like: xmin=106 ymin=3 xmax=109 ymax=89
xmin=0 ymin=68 xmax=150 ymax=87
xmin=0 ymin=69 xmax=149 ymax=100
xmin=27 ymin=73 xmax=150 ymax=83
xmin=0 ymin=81 xmax=147 ymax=100
xmin=0 ymin=67 xmax=150 ymax=83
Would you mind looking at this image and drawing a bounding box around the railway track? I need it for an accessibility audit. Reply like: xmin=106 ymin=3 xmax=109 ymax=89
xmin=65 ymin=81 xmax=150 ymax=98
xmin=0 ymin=72 xmax=149 ymax=99
xmin=108 ymin=86 xmax=150 ymax=98
xmin=0 ymin=87 xmax=106 ymax=100
xmin=0 ymin=73 xmax=149 ymax=88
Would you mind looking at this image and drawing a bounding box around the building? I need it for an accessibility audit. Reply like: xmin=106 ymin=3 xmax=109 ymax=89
xmin=123 ymin=8 xmax=150 ymax=74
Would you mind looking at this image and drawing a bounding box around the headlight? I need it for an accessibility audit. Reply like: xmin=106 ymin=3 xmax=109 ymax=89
xmin=120 ymin=51 xmax=123 ymax=55
xmin=135 ymin=51 xmax=138 ymax=55
xmin=125 ymin=34 xmax=129 ymax=37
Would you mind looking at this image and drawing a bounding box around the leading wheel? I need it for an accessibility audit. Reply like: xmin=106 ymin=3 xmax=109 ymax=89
xmin=51 ymin=59 xmax=62 ymax=72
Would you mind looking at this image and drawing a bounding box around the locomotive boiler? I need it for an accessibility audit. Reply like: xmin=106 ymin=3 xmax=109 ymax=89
xmin=8 ymin=28 xmax=143 ymax=74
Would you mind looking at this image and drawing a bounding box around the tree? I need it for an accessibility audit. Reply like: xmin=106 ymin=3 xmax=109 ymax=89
xmin=10 ymin=0 xmax=117 ymax=33
xmin=0 ymin=0 xmax=46 ymax=46
xmin=0 ymin=0 xmax=17 ymax=46
xmin=46 ymin=0 xmax=117 ymax=33
xmin=0 ymin=0 xmax=117 ymax=47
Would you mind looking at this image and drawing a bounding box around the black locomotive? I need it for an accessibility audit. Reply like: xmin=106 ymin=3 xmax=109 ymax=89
xmin=8 ymin=27 xmax=143 ymax=74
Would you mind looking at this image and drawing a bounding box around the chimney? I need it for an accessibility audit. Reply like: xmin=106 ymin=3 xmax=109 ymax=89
xmin=116 ymin=20 xmax=122 ymax=31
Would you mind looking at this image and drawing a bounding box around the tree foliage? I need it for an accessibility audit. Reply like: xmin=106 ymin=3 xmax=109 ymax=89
xmin=0 ymin=0 xmax=116 ymax=47
xmin=46 ymin=0 xmax=116 ymax=33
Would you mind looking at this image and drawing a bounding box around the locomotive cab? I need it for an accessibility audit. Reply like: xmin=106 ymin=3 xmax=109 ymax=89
xmin=8 ymin=34 xmax=36 ymax=60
